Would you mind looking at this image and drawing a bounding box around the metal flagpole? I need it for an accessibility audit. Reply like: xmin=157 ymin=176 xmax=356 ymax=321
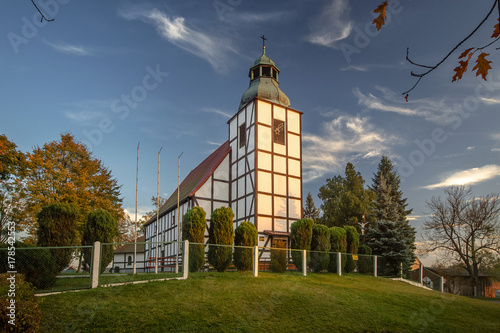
xmin=175 ymin=152 xmax=183 ymax=274
xmin=134 ymin=142 xmax=139 ymax=275
xmin=155 ymin=147 xmax=163 ymax=274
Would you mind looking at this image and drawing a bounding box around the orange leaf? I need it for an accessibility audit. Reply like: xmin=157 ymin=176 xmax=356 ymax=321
xmin=452 ymin=51 xmax=473 ymax=82
xmin=492 ymin=18 xmax=500 ymax=38
xmin=472 ymin=52 xmax=492 ymax=80
xmin=458 ymin=47 xmax=474 ymax=59
xmin=373 ymin=1 xmax=388 ymax=31
xmin=404 ymin=94 xmax=409 ymax=102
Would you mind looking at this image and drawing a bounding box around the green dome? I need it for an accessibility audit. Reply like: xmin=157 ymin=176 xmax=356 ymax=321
xmin=239 ymin=49 xmax=290 ymax=110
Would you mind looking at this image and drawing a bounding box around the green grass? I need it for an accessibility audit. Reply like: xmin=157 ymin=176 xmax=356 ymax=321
xmin=39 ymin=272 xmax=500 ymax=332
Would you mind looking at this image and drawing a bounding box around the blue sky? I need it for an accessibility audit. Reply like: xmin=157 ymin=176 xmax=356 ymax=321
xmin=2 ymin=1 xmax=500 ymax=264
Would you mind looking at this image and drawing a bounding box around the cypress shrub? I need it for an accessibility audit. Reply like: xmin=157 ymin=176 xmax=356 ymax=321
xmin=182 ymin=206 xmax=207 ymax=272
xmin=328 ymin=227 xmax=347 ymax=273
xmin=344 ymin=226 xmax=360 ymax=273
xmin=0 ymin=242 xmax=57 ymax=290
xmin=0 ymin=274 xmax=42 ymax=332
xmin=358 ymin=244 xmax=373 ymax=274
xmin=270 ymin=239 xmax=288 ymax=273
xmin=233 ymin=221 xmax=257 ymax=272
xmin=310 ymin=224 xmax=331 ymax=273
xmin=207 ymin=207 xmax=234 ymax=272
xmin=81 ymin=209 xmax=118 ymax=274
xmin=289 ymin=218 xmax=314 ymax=271
xmin=36 ymin=203 xmax=79 ymax=273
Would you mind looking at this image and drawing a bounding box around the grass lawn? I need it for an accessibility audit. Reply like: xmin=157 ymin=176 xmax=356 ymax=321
xmin=39 ymin=272 xmax=500 ymax=332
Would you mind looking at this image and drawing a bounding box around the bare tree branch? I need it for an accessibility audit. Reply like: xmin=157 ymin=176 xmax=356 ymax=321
xmin=31 ymin=0 xmax=55 ymax=22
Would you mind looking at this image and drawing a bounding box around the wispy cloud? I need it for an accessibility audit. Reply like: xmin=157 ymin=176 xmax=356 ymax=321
xmin=424 ymin=165 xmax=500 ymax=189
xmin=492 ymin=148 xmax=500 ymax=152
xmin=302 ymin=111 xmax=398 ymax=182
xmin=226 ymin=10 xmax=294 ymax=23
xmin=341 ymin=65 xmax=369 ymax=72
xmin=306 ymin=0 xmax=353 ymax=49
xmin=63 ymin=100 xmax=109 ymax=124
xmin=202 ymin=107 xmax=232 ymax=118
xmin=480 ymin=97 xmax=500 ymax=104
xmin=120 ymin=8 xmax=239 ymax=74
xmin=44 ymin=41 xmax=92 ymax=56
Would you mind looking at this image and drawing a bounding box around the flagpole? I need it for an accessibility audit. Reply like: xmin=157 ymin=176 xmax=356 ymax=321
xmin=155 ymin=147 xmax=163 ymax=274
xmin=134 ymin=142 xmax=139 ymax=275
xmin=175 ymin=152 xmax=183 ymax=274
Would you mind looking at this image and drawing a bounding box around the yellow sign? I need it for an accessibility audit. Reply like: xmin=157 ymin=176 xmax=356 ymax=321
xmin=352 ymin=255 xmax=358 ymax=261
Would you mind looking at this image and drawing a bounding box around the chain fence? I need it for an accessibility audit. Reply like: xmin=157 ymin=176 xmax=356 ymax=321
xmin=0 ymin=245 xmax=93 ymax=293
xmin=1 ymin=240 xmax=444 ymax=294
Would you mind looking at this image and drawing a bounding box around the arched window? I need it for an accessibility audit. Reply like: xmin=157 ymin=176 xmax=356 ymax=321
xmin=127 ymin=255 xmax=133 ymax=266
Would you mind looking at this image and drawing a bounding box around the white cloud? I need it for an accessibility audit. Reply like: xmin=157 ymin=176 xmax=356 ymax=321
xmin=121 ymin=8 xmax=239 ymax=74
xmin=45 ymin=41 xmax=92 ymax=56
xmin=226 ymin=10 xmax=293 ymax=23
xmin=492 ymin=148 xmax=500 ymax=152
xmin=306 ymin=0 xmax=353 ymax=49
xmin=302 ymin=112 xmax=398 ymax=182
xmin=341 ymin=65 xmax=369 ymax=72
xmin=63 ymin=100 xmax=109 ymax=124
xmin=424 ymin=165 xmax=500 ymax=189
xmin=202 ymin=107 xmax=232 ymax=118
xmin=480 ymin=97 xmax=500 ymax=104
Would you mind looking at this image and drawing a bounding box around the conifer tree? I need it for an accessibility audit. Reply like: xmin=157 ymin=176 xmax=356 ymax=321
xmin=303 ymin=192 xmax=320 ymax=222
xmin=365 ymin=156 xmax=416 ymax=276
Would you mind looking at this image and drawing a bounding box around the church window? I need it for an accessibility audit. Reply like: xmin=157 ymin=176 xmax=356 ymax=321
xmin=239 ymin=123 xmax=246 ymax=148
xmin=273 ymin=119 xmax=285 ymax=145
xmin=127 ymin=256 xmax=132 ymax=266
xmin=262 ymin=67 xmax=271 ymax=77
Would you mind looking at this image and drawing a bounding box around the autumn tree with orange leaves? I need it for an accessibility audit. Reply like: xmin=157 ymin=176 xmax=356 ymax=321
xmin=373 ymin=1 xmax=500 ymax=100
xmin=22 ymin=134 xmax=123 ymax=242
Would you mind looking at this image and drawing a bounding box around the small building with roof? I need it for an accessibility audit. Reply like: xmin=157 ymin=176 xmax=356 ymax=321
xmin=112 ymin=235 xmax=146 ymax=273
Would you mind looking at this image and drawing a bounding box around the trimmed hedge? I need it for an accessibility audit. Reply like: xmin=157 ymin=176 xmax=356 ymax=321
xmin=233 ymin=221 xmax=257 ymax=272
xmin=328 ymin=227 xmax=347 ymax=273
xmin=289 ymin=219 xmax=314 ymax=271
xmin=310 ymin=224 xmax=331 ymax=273
xmin=0 ymin=242 xmax=57 ymax=290
xmin=0 ymin=274 xmax=42 ymax=333
xmin=182 ymin=207 xmax=207 ymax=272
xmin=344 ymin=226 xmax=359 ymax=273
xmin=36 ymin=203 xmax=79 ymax=273
xmin=207 ymin=207 xmax=234 ymax=272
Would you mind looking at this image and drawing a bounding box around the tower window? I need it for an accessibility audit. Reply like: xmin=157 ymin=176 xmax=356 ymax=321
xmin=262 ymin=67 xmax=271 ymax=77
xmin=239 ymin=122 xmax=246 ymax=148
xmin=273 ymin=119 xmax=285 ymax=145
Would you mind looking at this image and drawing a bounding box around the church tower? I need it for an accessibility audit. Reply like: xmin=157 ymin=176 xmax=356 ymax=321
xmin=228 ymin=38 xmax=303 ymax=248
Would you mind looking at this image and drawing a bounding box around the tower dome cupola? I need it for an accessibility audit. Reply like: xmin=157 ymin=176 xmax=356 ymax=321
xmin=238 ymin=36 xmax=290 ymax=110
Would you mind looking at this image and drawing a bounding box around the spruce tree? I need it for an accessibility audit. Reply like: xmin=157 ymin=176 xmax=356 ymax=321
xmin=365 ymin=156 xmax=416 ymax=277
xmin=303 ymin=192 xmax=320 ymax=222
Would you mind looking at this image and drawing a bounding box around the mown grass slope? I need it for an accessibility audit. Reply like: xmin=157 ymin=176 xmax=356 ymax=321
xmin=39 ymin=272 xmax=500 ymax=332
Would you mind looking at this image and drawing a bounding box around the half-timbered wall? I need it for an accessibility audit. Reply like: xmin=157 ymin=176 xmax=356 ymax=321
xmin=230 ymin=99 xmax=303 ymax=247
xmin=229 ymin=101 xmax=256 ymax=229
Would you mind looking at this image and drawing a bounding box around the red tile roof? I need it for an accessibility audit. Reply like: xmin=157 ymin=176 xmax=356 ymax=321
xmin=145 ymin=141 xmax=230 ymax=226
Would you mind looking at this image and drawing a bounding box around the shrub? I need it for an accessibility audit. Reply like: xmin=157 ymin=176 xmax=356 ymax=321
xmin=358 ymin=244 xmax=373 ymax=274
xmin=81 ymin=209 xmax=118 ymax=274
xmin=310 ymin=224 xmax=331 ymax=273
xmin=0 ymin=242 xmax=57 ymax=290
xmin=182 ymin=207 xmax=207 ymax=272
xmin=207 ymin=207 xmax=234 ymax=272
xmin=328 ymin=227 xmax=347 ymax=273
xmin=37 ymin=203 xmax=79 ymax=272
xmin=0 ymin=274 xmax=42 ymax=333
xmin=269 ymin=239 xmax=288 ymax=273
xmin=344 ymin=226 xmax=360 ymax=273
xmin=289 ymin=219 xmax=314 ymax=271
xmin=233 ymin=221 xmax=257 ymax=272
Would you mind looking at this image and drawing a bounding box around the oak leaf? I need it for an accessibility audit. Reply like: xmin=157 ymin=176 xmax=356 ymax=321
xmin=492 ymin=18 xmax=500 ymax=38
xmin=472 ymin=52 xmax=492 ymax=80
xmin=452 ymin=49 xmax=474 ymax=82
xmin=373 ymin=1 xmax=388 ymax=31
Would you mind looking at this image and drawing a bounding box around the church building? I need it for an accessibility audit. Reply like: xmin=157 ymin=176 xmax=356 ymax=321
xmin=144 ymin=41 xmax=303 ymax=269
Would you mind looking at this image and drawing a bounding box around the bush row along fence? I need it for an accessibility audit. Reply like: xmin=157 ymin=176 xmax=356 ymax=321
xmin=1 ymin=240 xmax=443 ymax=294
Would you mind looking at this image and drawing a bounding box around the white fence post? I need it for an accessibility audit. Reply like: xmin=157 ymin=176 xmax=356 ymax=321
xmin=91 ymin=241 xmax=101 ymax=289
xmin=302 ymin=250 xmax=307 ymax=276
xmin=440 ymin=276 xmax=444 ymax=292
xmin=253 ymin=246 xmax=259 ymax=277
xmin=183 ymin=240 xmax=189 ymax=279
xmin=373 ymin=255 xmax=378 ymax=277
xmin=337 ymin=252 xmax=342 ymax=276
